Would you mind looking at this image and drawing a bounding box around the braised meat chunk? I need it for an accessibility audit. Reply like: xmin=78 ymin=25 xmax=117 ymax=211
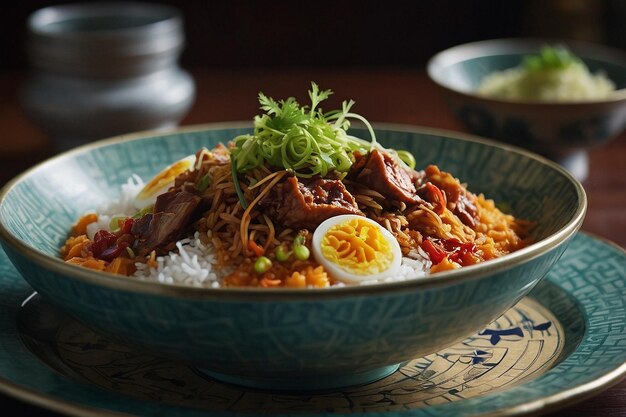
xmin=348 ymin=149 xmax=423 ymax=205
xmin=133 ymin=190 xmax=202 ymax=255
xmin=260 ymin=176 xmax=362 ymax=230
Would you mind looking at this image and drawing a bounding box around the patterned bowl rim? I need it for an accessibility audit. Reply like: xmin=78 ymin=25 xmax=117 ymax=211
xmin=0 ymin=122 xmax=587 ymax=301
xmin=427 ymin=37 xmax=626 ymax=106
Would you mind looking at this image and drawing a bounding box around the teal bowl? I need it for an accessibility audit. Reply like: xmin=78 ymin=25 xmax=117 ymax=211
xmin=427 ymin=38 xmax=626 ymax=180
xmin=0 ymin=124 xmax=586 ymax=391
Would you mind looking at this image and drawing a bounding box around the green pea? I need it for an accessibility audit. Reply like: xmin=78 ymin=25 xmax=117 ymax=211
xmin=293 ymin=244 xmax=310 ymax=261
xmin=275 ymin=245 xmax=291 ymax=262
xmin=254 ymin=256 xmax=273 ymax=274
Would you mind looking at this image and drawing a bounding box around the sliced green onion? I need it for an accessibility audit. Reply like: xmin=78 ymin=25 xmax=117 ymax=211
xmin=230 ymin=82 xmax=374 ymax=178
xmin=126 ymin=246 xmax=136 ymax=258
xmin=331 ymin=152 xmax=353 ymax=172
xmin=231 ymin=159 xmax=248 ymax=209
xmin=195 ymin=173 xmax=211 ymax=191
xmin=132 ymin=205 xmax=154 ymax=219
xmin=396 ymin=150 xmax=416 ymax=170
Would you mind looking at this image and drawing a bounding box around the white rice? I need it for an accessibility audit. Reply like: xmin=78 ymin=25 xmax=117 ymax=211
xmin=86 ymin=175 xmax=145 ymax=240
xmin=93 ymin=176 xmax=431 ymax=288
xmin=132 ymin=232 xmax=222 ymax=288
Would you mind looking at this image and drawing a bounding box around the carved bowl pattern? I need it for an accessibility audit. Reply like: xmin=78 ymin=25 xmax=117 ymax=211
xmin=0 ymin=124 xmax=585 ymax=390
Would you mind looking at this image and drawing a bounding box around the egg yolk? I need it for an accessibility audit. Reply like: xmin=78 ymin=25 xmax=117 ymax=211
xmin=321 ymin=218 xmax=393 ymax=275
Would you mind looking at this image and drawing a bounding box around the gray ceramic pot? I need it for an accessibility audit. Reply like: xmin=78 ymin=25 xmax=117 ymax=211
xmin=20 ymin=2 xmax=195 ymax=150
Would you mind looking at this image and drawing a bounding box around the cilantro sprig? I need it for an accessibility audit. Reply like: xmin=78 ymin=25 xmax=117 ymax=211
xmin=523 ymin=45 xmax=582 ymax=71
xmin=231 ymin=83 xmax=377 ymax=178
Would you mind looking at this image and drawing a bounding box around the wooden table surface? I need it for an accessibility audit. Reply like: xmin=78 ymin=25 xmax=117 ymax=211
xmin=0 ymin=68 xmax=624 ymax=416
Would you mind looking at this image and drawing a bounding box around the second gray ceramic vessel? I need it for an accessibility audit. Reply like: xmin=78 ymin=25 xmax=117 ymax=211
xmin=20 ymin=2 xmax=195 ymax=149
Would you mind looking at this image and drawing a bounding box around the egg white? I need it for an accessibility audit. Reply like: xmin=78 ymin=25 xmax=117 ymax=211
xmin=133 ymin=155 xmax=196 ymax=210
xmin=312 ymin=214 xmax=402 ymax=283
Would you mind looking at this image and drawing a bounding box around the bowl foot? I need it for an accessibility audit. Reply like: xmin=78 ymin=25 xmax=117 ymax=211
xmin=196 ymin=363 xmax=400 ymax=391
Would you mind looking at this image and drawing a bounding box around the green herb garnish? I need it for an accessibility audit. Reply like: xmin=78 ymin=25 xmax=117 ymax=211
xmin=523 ymin=45 xmax=582 ymax=71
xmin=231 ymin=161 xmax=249 ymax=209
xmin=195 ymin=173 xmax=211 ymax=192
xmin=395 ymin=149 xmax=416 ymax=170
xmin=108 ymin=216 xmax=125 ymax=232
xmin=132 ymin=204 xmax=154 ymax=219
xmin=231 ymin=82 xmax=377 ymax=178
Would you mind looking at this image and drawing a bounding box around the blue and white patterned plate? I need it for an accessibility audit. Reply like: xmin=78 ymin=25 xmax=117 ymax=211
xmin=0 ymin=232 xmax=624 ymax=417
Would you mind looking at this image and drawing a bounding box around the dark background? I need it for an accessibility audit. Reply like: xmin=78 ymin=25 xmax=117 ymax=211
xmin=1 ymin=0 xmax=625 ymax=72
xmin=1 ymin=1 xmax=626 ymax=416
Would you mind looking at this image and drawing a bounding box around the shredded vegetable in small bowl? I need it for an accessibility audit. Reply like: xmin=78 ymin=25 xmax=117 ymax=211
xmin=477 ymin=45 xmax=616 ymax=101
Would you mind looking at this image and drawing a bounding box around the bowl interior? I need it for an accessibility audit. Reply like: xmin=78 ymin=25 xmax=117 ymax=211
xmin=429 ymin=39 xmax=626 ymax=95
xmin=0 ymin=126 xmax=583 ymax=270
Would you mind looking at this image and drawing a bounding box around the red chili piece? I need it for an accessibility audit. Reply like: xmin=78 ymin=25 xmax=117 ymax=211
xmin=424 ymin=182 xmax=447 ymax=215
xmin=120 ymin=217 xmax=134 ymax=235
xmin=99 ymin=242 xmax=130 ymax=261
xmin=443 ymin=238 xmax=477 ymax=264
xmin=90 ymin=230 xmax=118 ymax=257
xmin=421 ymin=238 xmax=447 ymax=264
xmin=89 ymin=218 xmax=136 ymax=261
xmin=421 ymin=237 xmax=477 ymax=266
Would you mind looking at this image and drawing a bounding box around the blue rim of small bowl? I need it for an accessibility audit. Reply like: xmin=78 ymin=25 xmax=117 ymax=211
xmin=0 ymin=123 xmax=587 ymax=301
xmin=427 ymin=37 xmax=626 ymax=106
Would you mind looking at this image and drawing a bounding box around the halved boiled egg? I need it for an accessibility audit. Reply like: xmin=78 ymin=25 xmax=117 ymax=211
xmin=134 ymin=155 xmax=196 ymax=209
xmin=312 ymin=215 xmax=402 ymax=283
